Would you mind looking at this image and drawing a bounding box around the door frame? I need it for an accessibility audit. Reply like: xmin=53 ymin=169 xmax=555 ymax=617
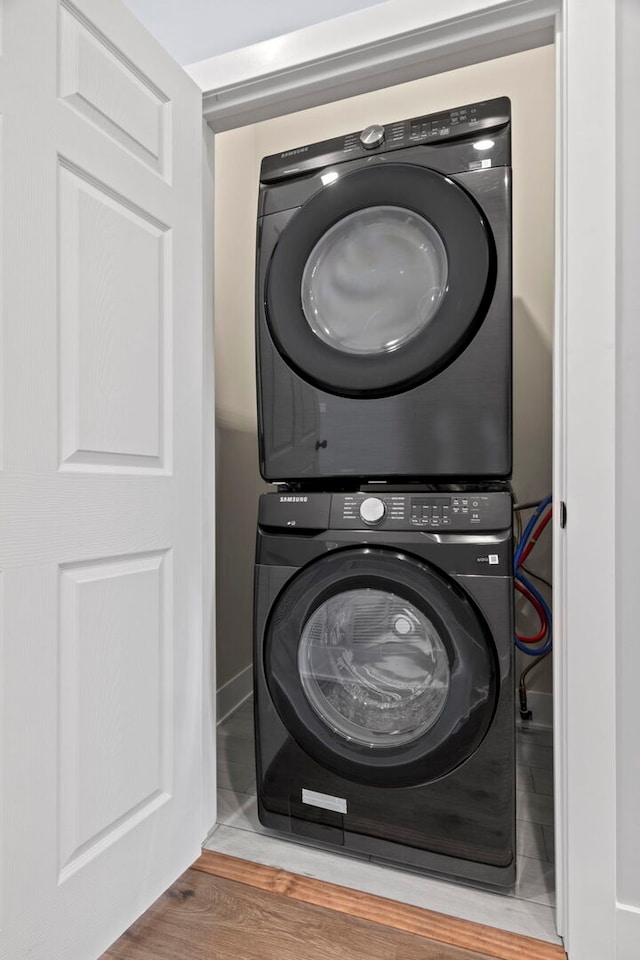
xmin=190 ymin=0 xmax=622 ymax=955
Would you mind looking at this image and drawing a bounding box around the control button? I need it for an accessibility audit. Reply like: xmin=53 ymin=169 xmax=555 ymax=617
xmin=360 ymin=497 xmax=386 ymax=525
xmin=360 ymin=124 xmax=385 ymax=150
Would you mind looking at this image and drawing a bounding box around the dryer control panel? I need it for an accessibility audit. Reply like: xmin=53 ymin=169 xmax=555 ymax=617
xmin=258 ymin=490 xmax=512 ymax=533
xmin=260 ymin=96 xmax=511 ymax=183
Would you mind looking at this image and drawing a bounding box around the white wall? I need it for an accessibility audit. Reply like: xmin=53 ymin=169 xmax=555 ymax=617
xmin=214 ymin=43 xmax=555 ymax=696
xmin=121 ymin=0 xmax=390 ymax=65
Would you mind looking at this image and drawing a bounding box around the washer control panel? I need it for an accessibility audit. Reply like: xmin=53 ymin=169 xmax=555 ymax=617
xmin=258 ymin=490 xmax=511 ymax=532
xmin=329 ymin=492 xmax=511 ymax=532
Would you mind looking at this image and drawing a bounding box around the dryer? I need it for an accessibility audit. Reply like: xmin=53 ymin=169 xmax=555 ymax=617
xmin=256 ymin=97 xmax=512 ymax=484
xmin=254 ymin=486 xmax=515 ymax=887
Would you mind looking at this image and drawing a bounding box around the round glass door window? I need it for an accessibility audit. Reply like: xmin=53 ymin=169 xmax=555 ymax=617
xmin=300 ymin=206 xmax=448 ymax=355
xmin=298 ymin=588 xmax=451 ymax=747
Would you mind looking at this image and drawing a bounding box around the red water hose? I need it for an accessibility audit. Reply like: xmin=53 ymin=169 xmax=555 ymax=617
xmin=518 ymin=508 xmax=552 ymax=567
xmin=515 ymin=578 xmax=549 ymax=643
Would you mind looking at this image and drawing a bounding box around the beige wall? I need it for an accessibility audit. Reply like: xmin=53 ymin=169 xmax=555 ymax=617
xmin=214 ymin=43 xmax=555 ymax=696
xmin=214 ymin=124 xmax=270 ymax=693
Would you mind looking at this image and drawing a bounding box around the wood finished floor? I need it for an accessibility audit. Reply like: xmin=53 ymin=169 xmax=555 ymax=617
xmin=102 ymin=853 xmax=566 ymax=960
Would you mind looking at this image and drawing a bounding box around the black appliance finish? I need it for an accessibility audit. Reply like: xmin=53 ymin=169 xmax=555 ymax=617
xmin=256 ymin=97 xmax=512 ymax=483
xmin=254 ymin=487 xmax=515 ymax=888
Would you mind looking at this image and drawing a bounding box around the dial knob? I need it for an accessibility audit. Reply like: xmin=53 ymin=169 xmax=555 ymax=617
xmin=360 ymin=497 xmax=386 ymax=525
xmin=359 ymin=124 xmax=385 ymax=150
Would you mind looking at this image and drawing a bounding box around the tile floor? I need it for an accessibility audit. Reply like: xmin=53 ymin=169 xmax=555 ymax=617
xmin=206 ymin=697 xmax=560 ymax=947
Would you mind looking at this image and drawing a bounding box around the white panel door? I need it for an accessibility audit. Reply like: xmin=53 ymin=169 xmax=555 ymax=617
xmin=0 ymin=1 xmax=204 ymax=958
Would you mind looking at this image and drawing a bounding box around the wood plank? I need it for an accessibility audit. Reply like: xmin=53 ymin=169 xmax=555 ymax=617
xmin=194 ymin=850 xmax=566 ymax=960
xmin=103 ymin=866 xmax=505 ymax=960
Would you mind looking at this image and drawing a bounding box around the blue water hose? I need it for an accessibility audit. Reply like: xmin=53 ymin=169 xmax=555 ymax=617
xmin=514 ymin=569 xmax=553 ymax=655
xmin=514 ymin=494 xmax=553 ymax=655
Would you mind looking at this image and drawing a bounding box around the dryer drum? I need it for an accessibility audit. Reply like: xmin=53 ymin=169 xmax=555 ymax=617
xmin=265 ymin=163 xmax=496 ymax=398
xmin=264 ymin=547 xmax=499 ymax=788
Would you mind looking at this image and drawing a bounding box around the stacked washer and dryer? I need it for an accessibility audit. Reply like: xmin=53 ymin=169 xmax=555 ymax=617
xmin=252 ymin=97 xmax=515 ymax=888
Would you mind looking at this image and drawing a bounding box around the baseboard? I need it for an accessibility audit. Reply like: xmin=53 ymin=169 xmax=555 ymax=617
xmin=518 ymin=690 xmax=553 ymax=729
xmin=216 ymin=664 xmax=252 ymax=724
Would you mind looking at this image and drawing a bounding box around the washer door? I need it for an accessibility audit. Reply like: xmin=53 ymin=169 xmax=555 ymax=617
xmin=265 ymin=163 xmax=495 ymax=398
xmin=265 ymin=548 xmax=498 ymax=787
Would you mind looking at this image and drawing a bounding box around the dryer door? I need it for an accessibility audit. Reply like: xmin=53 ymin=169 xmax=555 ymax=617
xmin=265 ymin=163 xmax=495 ymax=398
xmin=265 ymin=547 xmax=498 ymax=787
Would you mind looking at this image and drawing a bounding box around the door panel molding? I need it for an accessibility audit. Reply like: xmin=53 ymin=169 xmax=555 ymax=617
xmin=58 ymin=157 xmax=172 ymax=473
xmin=58 ymin=0 xmax=171 ymax=178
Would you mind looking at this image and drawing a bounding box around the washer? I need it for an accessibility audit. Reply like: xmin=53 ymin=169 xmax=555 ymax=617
xmin=256 ymin=97 xmax=512 ymax=484
xmin=254 ymin=486 xmax=515 ymax=887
